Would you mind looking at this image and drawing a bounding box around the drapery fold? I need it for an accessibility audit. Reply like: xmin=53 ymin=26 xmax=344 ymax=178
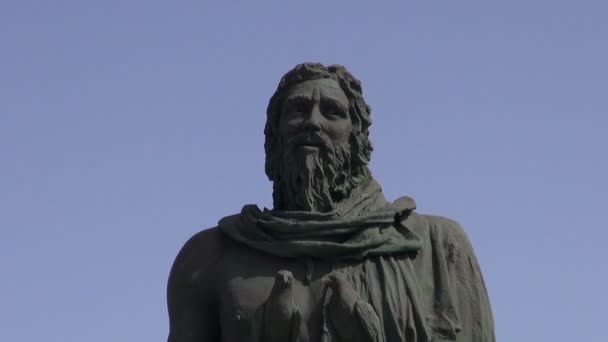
xmin=218 ymin=179 xmax=494 ymax=341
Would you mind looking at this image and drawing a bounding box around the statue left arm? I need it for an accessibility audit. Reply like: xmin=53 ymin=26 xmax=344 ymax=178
xmin=450 ymin=222 xmax=496 ymax=342
xmin=421 ymin=215 xmax=496 ymax=342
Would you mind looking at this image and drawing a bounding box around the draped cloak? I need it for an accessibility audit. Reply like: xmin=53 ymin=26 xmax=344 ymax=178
xmin=219 ymin=180 xmax=495 ymax=342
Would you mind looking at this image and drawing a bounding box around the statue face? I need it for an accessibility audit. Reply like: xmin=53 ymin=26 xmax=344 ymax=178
xmin=273 ymin=78 xmax=355 ymax=212
xmin=278 ymin=78 xmax=352 ymax=152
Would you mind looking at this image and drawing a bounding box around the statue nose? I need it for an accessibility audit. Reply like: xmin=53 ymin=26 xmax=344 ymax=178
xmin=302 ymin=106 xmax=322 ymax=131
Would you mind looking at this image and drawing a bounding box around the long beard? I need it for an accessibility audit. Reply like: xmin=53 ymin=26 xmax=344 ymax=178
xmin=273 ymin=134 xmax=355 ymax=212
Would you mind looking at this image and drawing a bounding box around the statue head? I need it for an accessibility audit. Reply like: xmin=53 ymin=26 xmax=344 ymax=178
xmin=264 ymin=63 xmax=373 ymax=212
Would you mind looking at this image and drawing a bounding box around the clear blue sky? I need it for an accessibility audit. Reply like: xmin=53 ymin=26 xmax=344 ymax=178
xmin=1 ymin=1 xmax=606 ymax=341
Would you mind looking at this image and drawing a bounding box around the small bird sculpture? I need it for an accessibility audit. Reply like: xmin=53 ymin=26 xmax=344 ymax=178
xmin=322 ymin=272 xmax=384 ymax=342
xmin=251 ymin=270 xmax=301 ymax=342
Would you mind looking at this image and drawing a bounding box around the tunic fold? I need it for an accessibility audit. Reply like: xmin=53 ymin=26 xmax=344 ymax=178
xmin=219 ymin=179 xmax=495 ymax=341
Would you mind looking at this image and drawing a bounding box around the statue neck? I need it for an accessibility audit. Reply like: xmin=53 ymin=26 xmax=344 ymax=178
xmin=273 ymin=173 xmax=381 ymax=215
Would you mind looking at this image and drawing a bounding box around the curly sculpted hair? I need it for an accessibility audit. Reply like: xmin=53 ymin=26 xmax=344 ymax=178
xmin=264 ymin=63 xmax=374 ymax=182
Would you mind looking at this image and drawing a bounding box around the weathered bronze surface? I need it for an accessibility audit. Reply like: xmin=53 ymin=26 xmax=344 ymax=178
xmin=167 ymin=63 xmax=495 ymax=342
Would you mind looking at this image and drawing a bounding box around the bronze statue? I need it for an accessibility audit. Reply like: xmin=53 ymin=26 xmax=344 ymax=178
xmin=167 ymin=63 xmax=495 ymax=342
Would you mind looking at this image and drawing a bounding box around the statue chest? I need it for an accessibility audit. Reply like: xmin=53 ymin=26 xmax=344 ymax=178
xmin=215 ymin=247 xmax=334 ymax=342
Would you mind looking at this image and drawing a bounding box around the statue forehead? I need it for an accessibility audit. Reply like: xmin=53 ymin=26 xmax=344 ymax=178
xmin=283 ymin=78 xmax=348 ymax=103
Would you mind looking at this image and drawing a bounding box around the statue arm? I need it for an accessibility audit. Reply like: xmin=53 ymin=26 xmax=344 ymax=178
xmin=167 ymin=229 xmax=223 ymax=342
xmin=421 ymin=215 xmax=495 ymax=342
xmin=450 ymin=223 xmax=496 ymax=342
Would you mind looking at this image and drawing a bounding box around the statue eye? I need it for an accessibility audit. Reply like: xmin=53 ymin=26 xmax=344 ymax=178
xmin=288 ymin=102 xmax=308 ymax=115
xmin=322 ymin=103 xmax=345 ymax=118
xmin=295 ymin=103 xmax=308 ymax=113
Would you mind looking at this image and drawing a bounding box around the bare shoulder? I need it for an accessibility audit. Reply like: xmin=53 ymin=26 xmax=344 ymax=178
xmin=167 ymin=228 xmax=226 ymax=341
xmin=173 ymin=227 xmax=224 ymax=265
xmin=168 ymin=227 xmax=225 ymax=294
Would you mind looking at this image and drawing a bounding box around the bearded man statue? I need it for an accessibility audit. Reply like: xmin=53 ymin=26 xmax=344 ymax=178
xmin=167 ymin=63 xmax=495 ymax=342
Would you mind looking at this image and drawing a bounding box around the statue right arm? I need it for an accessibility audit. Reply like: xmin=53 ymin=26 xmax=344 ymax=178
xmin=167 ymin=228 xmax=223 ymax=342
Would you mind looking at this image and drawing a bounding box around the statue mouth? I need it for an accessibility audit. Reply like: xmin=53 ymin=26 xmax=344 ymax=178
xmin=292 ymin=135 xmax=326 ymax=150
xmin=298 ymin=143 xmax=321 ymax=150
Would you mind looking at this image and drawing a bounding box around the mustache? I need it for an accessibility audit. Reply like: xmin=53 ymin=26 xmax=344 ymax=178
xmin=287 ymin=132 xmax=333 ymax=150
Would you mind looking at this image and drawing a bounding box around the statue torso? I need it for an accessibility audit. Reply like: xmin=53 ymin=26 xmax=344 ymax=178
xmin=183 ymin=212 xmax=494 ymax=342
xmin=216 ymin=238 xmax=340 ymax=342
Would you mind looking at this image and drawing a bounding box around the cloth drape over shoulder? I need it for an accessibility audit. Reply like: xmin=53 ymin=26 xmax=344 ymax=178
xmin=219 ymin=180 xmax=495 ymax=342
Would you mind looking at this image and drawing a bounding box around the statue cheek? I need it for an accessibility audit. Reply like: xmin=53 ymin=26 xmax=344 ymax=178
xmin=326 ymin=123 xmax=352 ymax=144
xmin=280 ymin=119 xmax=304 ymax=138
